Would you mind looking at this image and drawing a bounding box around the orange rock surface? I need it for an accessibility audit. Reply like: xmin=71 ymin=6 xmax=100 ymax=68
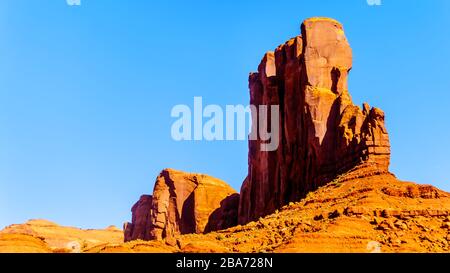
xmin=124 ymin=169 xmax=239 ymax=243
xmin=239 ymin=17 xmax=390 ymax=224
xmin=124 ymin=195 xmax=153 ymax=241
xmin=0 ymin=233 xmax=51 ymax=253
xmin=93 ymin=166 xmax=450 ymax=253
xmin=0 ymin=219 xmax=123 ymax=253
xmin=5 ymin=169 xmax=450 ymax=253
xmin=1 ymin=17 xmax=449 ymax=254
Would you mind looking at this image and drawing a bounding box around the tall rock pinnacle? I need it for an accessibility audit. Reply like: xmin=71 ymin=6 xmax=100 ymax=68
xmin=238 ymin=17 xmax=391 ymax=224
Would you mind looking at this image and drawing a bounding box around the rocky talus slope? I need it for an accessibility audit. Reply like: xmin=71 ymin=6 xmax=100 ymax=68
xmin=87 ymin=166 xmax=450 ymax=253
xmin=3 ymin=167 xmax=450 ymax=253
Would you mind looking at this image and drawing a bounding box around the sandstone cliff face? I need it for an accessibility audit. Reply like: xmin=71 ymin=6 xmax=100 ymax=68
xmin=124 ymin=169 xmax=239 ymax=242
xmin=124 ymin=195 xmax=153 ymax=241
xmin=238 ymin=17 xmax=391 ymax=224
xmin=0 ymin=219 xmax=123 ymax=253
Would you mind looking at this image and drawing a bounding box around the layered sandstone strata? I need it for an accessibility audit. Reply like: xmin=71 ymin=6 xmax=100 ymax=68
xmin=238 ymin=17 xmax=391 ymax=224
xmin=0 ymin=219 xmax=123 ymax=252
xmin=124 ymin=169 xmax=239 ymax=242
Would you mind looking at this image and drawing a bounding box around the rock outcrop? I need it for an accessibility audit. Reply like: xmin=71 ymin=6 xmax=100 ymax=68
xmin=0 ymin=219 xmax=123 ymax=252
xmin=0 ymin=233 xmax=52 ymax=253
xmin=3 ymin=17 xmax=450 ymax=254
xmin=172 ymin=170 xmax=450 ymax=253
xmin=238 ymin=17 xmax=391 ymax=224
xmin=124 ymin=169 xmax=239 ymax=242
xmin=124 ymin=195 xmax=153 ymax=241
xmin=91 ymin=168 xmax=450 ymax=253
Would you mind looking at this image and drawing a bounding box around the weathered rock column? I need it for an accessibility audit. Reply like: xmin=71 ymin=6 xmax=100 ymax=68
xmin=238 ymin=17 xmax=391 ymax=224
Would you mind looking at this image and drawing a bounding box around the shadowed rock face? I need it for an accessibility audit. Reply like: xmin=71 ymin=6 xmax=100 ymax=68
xmin=238 ymin=17 xmax=391 ymax=225
xmin=124 ymin=195 xmax=153 ymax=241
xmin=124 ymin=169 xmax=239 ymax=242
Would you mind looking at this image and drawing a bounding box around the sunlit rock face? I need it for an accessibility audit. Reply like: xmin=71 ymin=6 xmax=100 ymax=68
xmin=238 ymin=17 xmax=390 ymax=224
xmin=125 ymin=169 xmax=239 ymax=243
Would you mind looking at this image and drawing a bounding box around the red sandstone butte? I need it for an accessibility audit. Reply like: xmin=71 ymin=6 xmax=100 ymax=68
xmin=124 ymin=195 xmax=153 ymax=241
xmin=238 ymin=17 xmax=391 ymax=224
xmin=124 ymin=169 xmax=239 ymax=242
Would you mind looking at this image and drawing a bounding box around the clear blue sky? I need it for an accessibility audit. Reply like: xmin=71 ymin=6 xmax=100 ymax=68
xmin=1 ymin=0 xmax=449 ymax=229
